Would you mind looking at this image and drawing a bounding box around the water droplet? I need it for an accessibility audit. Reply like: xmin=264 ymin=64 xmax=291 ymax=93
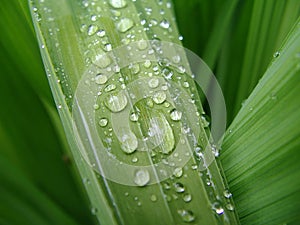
xmin=183 ymin=81 xmax=189 ymax=88
xmin=153 ymin=91 xmax=166 ymax=104
xmin=183 ymin=193 xmax=192 ymax=202
xmin=177 ymin=209 xmax=195 ymax=222
xmin=105 ymin=92 xmax=128 ymax=112
xmin=97 ymin=29 xmax=106 ymax=37
xmin=99 ymin=118 xmax=108 ymax=127
xmin=174 ymin=182 xmax=185 ymax=193
xmin=91 ymin=207 xmax=98 ymax=215
xmin=104 ymin=43 xmax=112 ymax=51
xmin=173 ymin=167 xmax=183 ymax=178
xmin=177 ymin=65 xmax=186 ymax=74
xmin=223 ymin=190 xmax=232 ymax=198
xmin=163 ymin=182 xmax=171 ymax=190
xmin=90 ymin=15 xmax=97 ymax=22
xmin=170 ymin=109 xmax=182 ymax=121
xmin=93 ymin=104 xmax=100 ymax=110
xmin=201 ymin=115 xmax=210 ymax=128
xmin=137 ymin=40 xmax=148 ymax=50
xmin=132 ymin=157 xmax=138 ymax=163
xmin=108 ymin=0 xmax=127 ymax=8
xmin=213 ymin=202 xmax=224 ymax=215
xmin=273 ymin=51 xmax=280 ymax=58
xmin=172 ymin=55 xmax=181 ymax=64
xmin=150 ymin=194 xmax=157 ymax=202
xmin=117 ymin=18 xmax=134 ymax=33
xmin=119 ymin=129 xmax=138 ymax=154
xmin=144 ymin=60 xmax=152 ymax=68
xmin=134 ymin=169 xmax=150 ymax=186
xmin=148 ymin=78 xmax=159 ymax=88
xmin=95 ymin=54 xmax=111 ymax=68
xmin=162 ymin=67 xmax=173 ymax=79
xmin=104 ymin=84 xmax=117 ymax=92
xmin=191 ymin=164 xmax=198 ymax=170
xmin=87 ymin=24 xmax=98 ymax=36
xmin=130 ymin=112 xmax=139 ymax=121
xmin=226 ymin=203 xmax=234 ymax=211
xmin=95 ymin=74 xmax=108 ymax=84
xmin=159 ymin=19 xmax=170 ymax=29
xmin=130 ymin=64 xmax=140 ymax=74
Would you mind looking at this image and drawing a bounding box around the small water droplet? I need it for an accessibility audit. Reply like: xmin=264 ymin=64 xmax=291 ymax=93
xmin=104 ymin=92 xmax=128 ymax=112
xmin=95 ymin=74 xmax=108 ymax=84
xmin=163 ymin=182 xmax=171 ymax=190
xmin=93 ymin=104 xmax=100 ymax=110
xmin=150 ymin=194 xmax=157 ymax=202
xmin=223 ymin=189 xmax=232 ymax=198
xmin=134 ymin=169 xmax=150 ymax=186
xmin=108 ymin=0 xmax=127 ymax=8
xmin=90 ymin=15 xmax=97 ymax=21
xmin=104 ymin=84 xmax=117 ymax=92
xmin=177 ymin=209 xmax=195 ymax=222
xmin=87 ymin=24 xmax=98 ymax=36
xmin=148 ymin=78 xmax=159 ymax=88
xmin=144 ymin=60 xmax=152 ymax=68
xmin=117 ymin=18 xmax=134 ymax=33
xmin=130 ymin=64 xmax=140 ymax=74
xmin=172 ymin=55 xmax=181 ymax=64
xmin=130 ymin=112 xmax=139 ymax=122
xmin=137 ymin=40 xmax=148 ymax=50
xmin=226 ymin=203 xmax=234 ymax=211
xmin=104 ymin=43 xmax=112 ymax=51
xmin=191 ymin=164 xmax=198 ymax=170
xmin=173 ymin=167 xmax=183 ymax=178
xmin=91 ymin=207 xmax=98 ymax=215
xmin=99 ymin=118 xmax=108 ymax=127
xmin=213 ymin=202 xmax=224 ymax=215
xmin=124 ymin=192 xmax=129 ymax=196
xmin=132 ymin=157 xmax=138 ymax=163
xmin=183 ymin=81 xmax=189 ymax=88
xmin=160 ymin=19 xmax=170 ymax=29
xmin=97 ymin=29 xmax=106 ymax=37
xmin=201 ymin=115 xmax=210 ymax=128
xmin=183 ymin=193 xmax=192 ymax=202
xmin=174 ymin=182 xmax=185 ymax=193
xmin=153 ymin=91 xmax=166 ymax=104
xmin=170 ymin=109 xmax=182 ymax=121
xmin=95 ymin=54 xmax=111 ymax=68
xmin=273 ymin=51 xmax=280 ymax=58
xmin=162 ymin=67 xmax=173 ymax=79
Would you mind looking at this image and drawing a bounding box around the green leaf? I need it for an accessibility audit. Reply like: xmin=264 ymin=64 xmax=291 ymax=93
xmin=221 ymin=19 xmax=300 ymax=225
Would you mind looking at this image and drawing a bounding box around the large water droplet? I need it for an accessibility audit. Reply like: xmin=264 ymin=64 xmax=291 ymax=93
xmin=177 ymin=209 xmax=195 ymax=222
xmin=108 ymin=0 xmax=127 ymax=8
xmin=119 ymin=129 xmax=138 ymax=154
xmin=153 ymin=91 xmax=166 ymax=104
xmin=117 ymin=18 xmax=134 ymax=32
xmin=170 ymin=109 xmax=182 ymax=121
xmin=174 ymin=182 xmax=185 ymax=193
xmin=105 ymin=92 xmax=128 ymax=112
xmin=134 ymin=169 xmax=150 ymax=186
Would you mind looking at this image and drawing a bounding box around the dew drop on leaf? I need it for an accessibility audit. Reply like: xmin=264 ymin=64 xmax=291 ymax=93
xmin=134 ymin=169 xmax=150 ymax=186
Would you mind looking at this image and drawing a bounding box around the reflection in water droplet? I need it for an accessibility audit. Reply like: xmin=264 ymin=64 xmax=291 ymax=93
xmin=173 ymin=167 xmax=183 ymax=178
xmin=117 ymin=18 xmax=134 ymax=33
xmin=177 ymin=209 xmax=195 ymax=222
xmin=170 ymin=109 xmax=182 ymax=121
xmin=95 ymin=74 xmax=108 ymax=84
xmin=108 ymin=0 xmax=127 ymax=8
xmin=134 ymin=169 xmax=150 ymax=186
xmin=148 ymin=78 xmax=159 ymax=88
xmin=183 ymin=193 xmax=192 ymax=202
xmin=153 ymin=91 xmax=166 ymax=104
xmin=174 ymin=182 xmax=185 ymax=193
xmin=105 ymin=92 xmax=128 ymax=112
